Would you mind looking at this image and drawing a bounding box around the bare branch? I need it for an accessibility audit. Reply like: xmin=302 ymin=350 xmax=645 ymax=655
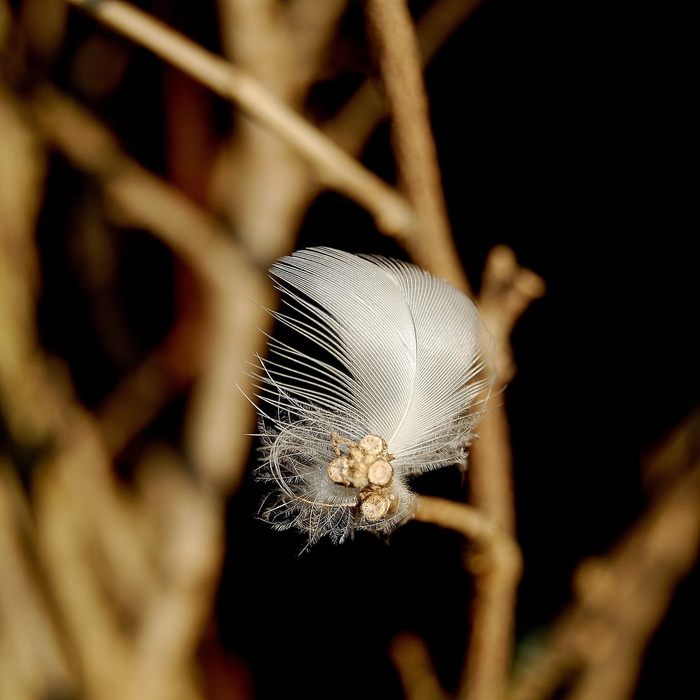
xmin=25 ymin=84 xmax=274 ymax=490
xmin=0 ymin=464 xmax=73 ymax=699
xmin=413 ymin=495 xmax=500 ymax=545
xmin=325 ymin=0 xmax=486 ymax=157
xmin=479 ymin=245 xmax=546 ymax=387
xmin=447 ymin=246 xmax=543 ymax=700
xmin=365 ymin=0 xmax=467 ymax=291
xmin=390 ymin=632 xmax=450 ymax=700
xmin=509 ymin=460 xmax=700 ymax=700
xmin=214 ymin=0 xmax=348 ymax=262
xmin=412 ymin=494 xmax=523 ymax=700
xmin=63 ymin=0 xmax=418 ymax=243
xmin=125 ymin=450 xmax=223 ymax=700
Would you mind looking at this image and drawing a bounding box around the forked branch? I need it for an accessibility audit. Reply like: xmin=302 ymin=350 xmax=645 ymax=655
xmin=63 ymin=0 xmax=418 ymax=243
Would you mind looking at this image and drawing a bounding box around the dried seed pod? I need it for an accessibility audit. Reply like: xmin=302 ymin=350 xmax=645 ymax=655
xmin=368 ymin=459 xmax=393 ymax=487
xmin=360 ymin=492 xmax=393 ymax=521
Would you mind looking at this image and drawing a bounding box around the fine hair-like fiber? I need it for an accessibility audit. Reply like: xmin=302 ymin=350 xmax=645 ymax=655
xmin=250 ymin=247 xmax=494 ymax=547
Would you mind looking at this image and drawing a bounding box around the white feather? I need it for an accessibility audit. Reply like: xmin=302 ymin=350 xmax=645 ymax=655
xmin=252 ymin=247 xmax=494 ymax=546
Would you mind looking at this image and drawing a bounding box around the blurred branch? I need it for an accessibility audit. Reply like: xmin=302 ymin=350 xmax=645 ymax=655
xmin=125 ymin=448 xmax=224 ymax=700
xmin=326 ymin=0 xmax=486 ymax=155
xmin=63 ymin=0 xmax=419 ymax=243
xmin=209 ymin=0 xmax=487 ymax=267
xmin=509 ymin=450 xmax=700 ymax=700
xmin=26 ymin=85 xmax=248 ymax=289
xmin=414 ymin=495 xmax=500 ymax=544
xmin=641 ymin=405 xmax=700 ymax=494
xmin=215 ymin=0 xmax=347 ymax=261
xmin=0 ymin=71 xmax=243 ymax=700
xmin=33 ymin=437 xmax=134 ymax=700
xmin=95 ymin=307 xmax=204 ymax=457
xmin=478 ymin=245 xmax=546 ymax=386
xmin=390 ymin=632 xmax=450 ymax=700
xmin=0 ymin=79 xmax=74 ymax=700
xmin=0 ymin=463 xmax=73 ymax=700
xmin=25 ymin=84 xmax=273 ymax=489
xmin=414 ymin=491 xmax=524 ymax=700
xmin=218 ymin=0 xmax=348 ymax=106
xmin=1 ymin=89 xmax=152 ymax=688
xmin=435 ymin=245 xmax=541 ymax=700
xmin=365 ymin=0 xmax=467 ymax=291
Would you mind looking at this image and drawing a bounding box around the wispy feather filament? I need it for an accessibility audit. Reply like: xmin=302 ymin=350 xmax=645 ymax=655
xmin=251 ymin=247 xmax=493 ymax=546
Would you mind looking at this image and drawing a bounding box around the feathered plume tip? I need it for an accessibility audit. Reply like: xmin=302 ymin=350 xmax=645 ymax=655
xmin=251 ymin=247 xmax=494 ymax=547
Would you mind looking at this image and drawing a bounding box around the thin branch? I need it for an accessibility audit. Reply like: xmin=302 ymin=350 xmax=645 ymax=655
xmin=458 ymin=497 xmax=522 ymax=700
xmin=412 ymin=495 xmax=523 ymax=700
xmin=413 ymin=495 xmax=500 ymax=545
xmin=508 ymin=460 xmax=700 ymax=700
xmin=365 ymin=0 xmax=467 ymax=292
xmin=449 ymin=246 xmax=542 ymax=700
xmin=125 ymin=452 xmax=223 ymax=700
xmin=63 ymin=0 xmax=418 ymax=243
xmin=407 ymin=257 xmax=540 ymax=700
xmin=325 ymin=0 xmax=485 ymax=167
xmin=214 ymin=0 xmax=348 ymax=263
xmin=95 ymin=310 xmax=204 ymax=457
xmin=209 ymin=0 xmax=486 ymax=269
xmin=478 ymin=245 xmax=546 ymax=387
xmin=25 ymin=84 xmax=274 ymax=490
xmin=0 ymin=464 xmax=73 ymax=698
xmin=390 ymin=632 xmax=449 ymax=700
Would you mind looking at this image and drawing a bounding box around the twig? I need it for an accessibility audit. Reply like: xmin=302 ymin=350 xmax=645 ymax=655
xmin=326 ymin=0 xmax=486 ymax=156
xmin=390 ymin=632 xmax=450 ymax=700
xmin=413 ymin=495 xmax=501 ymax=545
xmin=210 ymin=0 xmax=487 ymax=268
xmin=478 ymin=245 xmax=546 ymax=387
xmin=412 ymin=495 xmax=523 ymax=700
xmin=508 ymin=460 xmax=700 ymax=700
xmin=214 ymin=0 xmax=347 ymax=263
xmin=125 ymin=452 xmax=222 ymax=700
xmin=442 ymin=246 xmax=542 ymax=700
xmin=405 ymin=256 xmax=539 ymax=700
xmin=95 ymin=304 xmax=204 ymax=457
xmin=63 ymin=0 xmax=418 ymax=242
xmin=365 ymin=0 xmax=467 ymax=292
xmin=25 ymin=84 xmax=274 ymax=490
xmin=458 ymin=506 xmax=522 ymax=700
xmin=0 ymin=463 xmax=73 ymax=699
xmin=416 ymin=494 xmax=524 ymax=700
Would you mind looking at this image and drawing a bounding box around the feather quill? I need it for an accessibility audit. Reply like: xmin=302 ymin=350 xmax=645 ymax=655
xmin=252 ymin=247 xmax=494 ymax=546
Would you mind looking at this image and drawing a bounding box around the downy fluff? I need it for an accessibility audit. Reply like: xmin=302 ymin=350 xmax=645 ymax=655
xmin=252 ymin=247 xmax=493 ymax=546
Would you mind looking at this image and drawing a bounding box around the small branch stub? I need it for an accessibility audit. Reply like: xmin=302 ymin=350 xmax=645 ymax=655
xmin=327 ymin=433 xmax=396 ymax=521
